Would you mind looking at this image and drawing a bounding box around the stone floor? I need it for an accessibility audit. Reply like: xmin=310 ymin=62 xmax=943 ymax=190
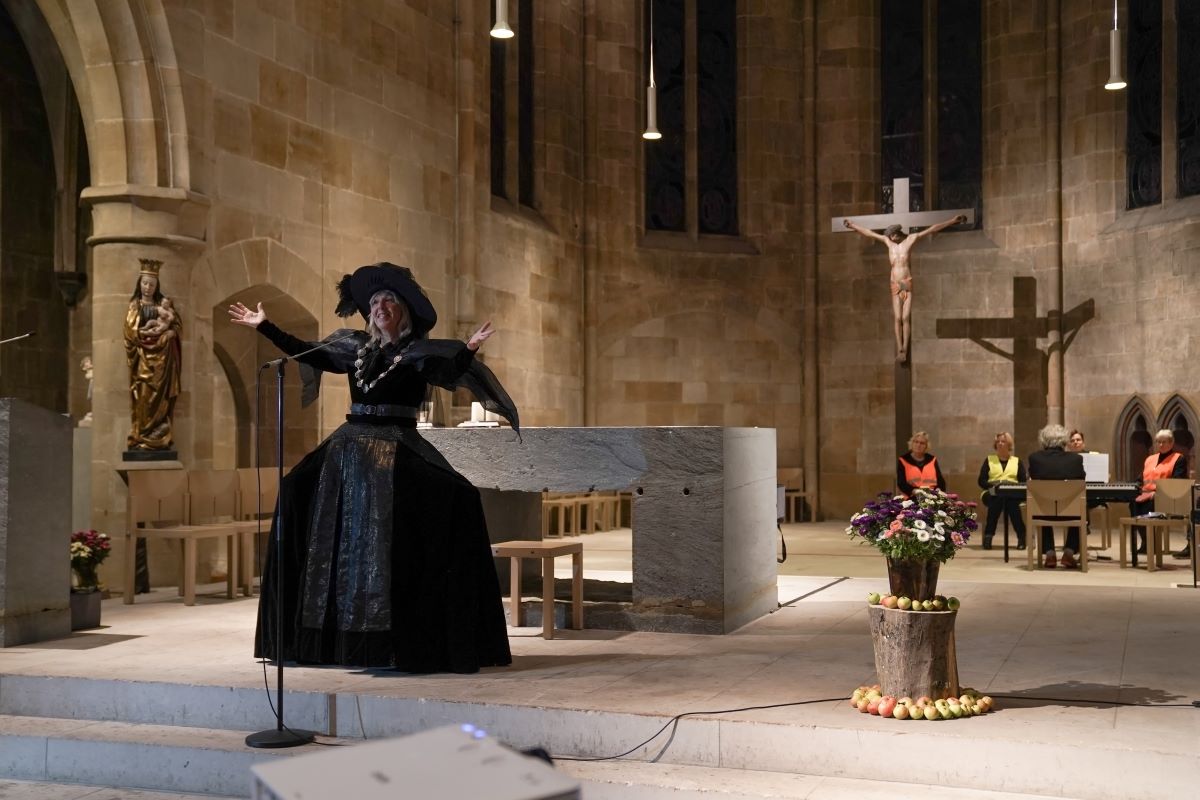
xmin=2 ymin=521 xmax=1197 ymax=799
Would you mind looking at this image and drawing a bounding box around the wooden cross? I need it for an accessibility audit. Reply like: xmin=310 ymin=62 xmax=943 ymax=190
xmin=832 ymin=177 xmax=976 ymax=453
xmin=935 ymin=276 xmax=1094 ymax=456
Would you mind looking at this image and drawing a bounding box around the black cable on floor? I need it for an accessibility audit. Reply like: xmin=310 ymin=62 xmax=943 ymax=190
xmin=990 ymin=693 xmax=1199 ymax=708
xmin=553 ymin=697 xmax=845 ymax=763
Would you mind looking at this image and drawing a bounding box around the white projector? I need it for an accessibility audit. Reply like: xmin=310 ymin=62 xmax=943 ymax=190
xmin=250 ymin=724 xmax=579 ymax=800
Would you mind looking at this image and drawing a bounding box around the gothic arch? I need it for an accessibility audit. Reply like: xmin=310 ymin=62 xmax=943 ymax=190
xmin=1113 ymin=396 xmax=1156 ymax=482
xmin=1157 ymin=394 xmax=1197 ymax=475
xmin=8 ymin=0 xmax=193 ymax=189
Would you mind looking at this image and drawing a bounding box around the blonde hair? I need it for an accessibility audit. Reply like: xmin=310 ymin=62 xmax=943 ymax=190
xmin=908 ymin=431 xmax=931 ymax=449
xmin=993 ymin=431 xmax=1014 ymax=449
xmin=365 ymin=290 xmax=412 ymax=344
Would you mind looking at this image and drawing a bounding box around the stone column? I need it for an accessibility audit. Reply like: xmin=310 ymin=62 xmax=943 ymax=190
xmin=80 ymin=185 xmax=208 ymax=592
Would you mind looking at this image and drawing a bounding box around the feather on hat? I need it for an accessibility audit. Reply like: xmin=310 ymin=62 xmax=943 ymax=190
xmin=334 ymin=262 xmax=437 ymax=334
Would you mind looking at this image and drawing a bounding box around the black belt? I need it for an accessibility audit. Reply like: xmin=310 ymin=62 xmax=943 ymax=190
xmin=349 ymin=403 xmax=418 ymax=418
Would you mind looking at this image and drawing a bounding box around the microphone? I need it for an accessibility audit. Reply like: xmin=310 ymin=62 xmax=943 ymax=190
xmin=0 ymin=331 xmax=36 ymax=346
xmin=261 ymin=333 xmax=357 ymax=370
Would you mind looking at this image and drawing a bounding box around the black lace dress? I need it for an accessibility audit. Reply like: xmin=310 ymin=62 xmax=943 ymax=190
xmin=252 ymin=321 xmax=518 ymax=673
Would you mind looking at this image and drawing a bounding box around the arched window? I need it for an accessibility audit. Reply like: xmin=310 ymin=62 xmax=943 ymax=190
xmin=1157 ymin=394 xmax=1198 ymax=477
xmin=1114 ymin=397 xmax=1156 ymax=482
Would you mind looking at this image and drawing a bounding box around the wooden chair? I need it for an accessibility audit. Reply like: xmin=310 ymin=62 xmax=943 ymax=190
xmin=491 ymin=540 xmax=583 ymax=639
xmin=779 ymin=468 xmax=814 ymax=522
xmin=1118 ymin=478 xmax=1194 ymax=571
xmin=541 ymin=492 xmax=583 ymax=538
xmin=1025 ymin=480 xmax=1088 ymax=572
xmin=123 ymin=471 xmax=240 ymax=605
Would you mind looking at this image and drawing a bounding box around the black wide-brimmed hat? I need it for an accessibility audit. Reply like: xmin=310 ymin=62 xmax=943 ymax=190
xmin=335 ymin=262 xmax=437 ymax=333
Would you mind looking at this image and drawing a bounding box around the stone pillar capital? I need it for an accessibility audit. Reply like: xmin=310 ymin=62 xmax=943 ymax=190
xmin=81 ymin=184 xmax=209 ymax=250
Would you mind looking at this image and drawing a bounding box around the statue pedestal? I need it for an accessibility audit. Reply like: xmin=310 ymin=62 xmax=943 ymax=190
xmin=0 ymin=398 xmax=73 ymax=646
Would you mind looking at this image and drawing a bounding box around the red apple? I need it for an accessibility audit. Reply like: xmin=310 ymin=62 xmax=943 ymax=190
xmin=882 ymin=595 xmax=899 ymax=609
xmin=877 ymin=696 xmax=897 ymax=717
xmin=867 ymin=698 xmax=881 ymax=715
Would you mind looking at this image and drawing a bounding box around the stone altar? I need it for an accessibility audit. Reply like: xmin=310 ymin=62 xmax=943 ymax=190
xmin=0 ymin=398 xmax=73 ymax=646
xmin=421 ymin=426 xmax=778 ymax=634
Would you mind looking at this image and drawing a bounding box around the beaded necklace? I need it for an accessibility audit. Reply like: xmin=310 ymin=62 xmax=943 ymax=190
xmin=354 ymin=340 xmax=409 ymax=392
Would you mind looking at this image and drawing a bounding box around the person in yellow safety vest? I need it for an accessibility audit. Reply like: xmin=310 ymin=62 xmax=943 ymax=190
xmin=1128 ymin=429 xmax=1188 ymax=556
xmin=977 ymin=432 xmax=1027 ymax=550
xmin=897 ymin=431 xmax=946 ymax=496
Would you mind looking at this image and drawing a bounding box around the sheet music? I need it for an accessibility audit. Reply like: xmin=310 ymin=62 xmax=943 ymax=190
xmin=1081 ymin=452 xmax=1110 ymax=483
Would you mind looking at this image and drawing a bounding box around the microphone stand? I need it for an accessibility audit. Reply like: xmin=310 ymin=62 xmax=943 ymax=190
xmin=246 ymin=333 xmax=354 ymax=749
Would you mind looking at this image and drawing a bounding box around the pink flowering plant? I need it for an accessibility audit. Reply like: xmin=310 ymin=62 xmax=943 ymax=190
xmin=846 ymin=489 xmax=978 ymax=563
xmin=70 ymin=529 xmax=111 ymax=591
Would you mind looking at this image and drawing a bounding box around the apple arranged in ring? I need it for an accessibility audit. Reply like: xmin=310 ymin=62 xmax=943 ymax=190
xmin=849 ymin=685 xmax=996 ymax=719
xmin=867 ymin=593 xmax=960 ymax=611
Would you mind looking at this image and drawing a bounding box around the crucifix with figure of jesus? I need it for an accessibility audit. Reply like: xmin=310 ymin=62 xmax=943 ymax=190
xmin=832 ymin=177 xmax=975 ymax=453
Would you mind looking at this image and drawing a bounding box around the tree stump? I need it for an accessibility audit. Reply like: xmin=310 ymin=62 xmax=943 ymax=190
xmin=867 ymin=606 xmax=959 ymax=700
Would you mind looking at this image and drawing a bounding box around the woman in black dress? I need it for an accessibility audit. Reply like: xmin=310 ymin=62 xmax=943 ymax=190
xmin=229 ymin=263 xmax=518 ymax=673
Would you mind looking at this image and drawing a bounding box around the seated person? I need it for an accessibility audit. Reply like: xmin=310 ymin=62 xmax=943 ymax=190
xmin=1026 ymin=424 xmax=1084 ymax=569
xmin=1128 ymin=429 xmax=1188 ymax=556
xmin=977 ymin=432 xmax=1027 ymax=550
xmin=897 ymin=431 xmax=946 ymax=496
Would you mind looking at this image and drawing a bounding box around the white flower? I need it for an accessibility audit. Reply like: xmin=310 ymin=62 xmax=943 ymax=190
xmin=937 ymin=509 xmax=949 ymax=518
xmin=934 ymin=521 xmax=945 ymax=534
xmin=901 ymin=500 xmax=914 ymax=508
xmin=933 ymin=532 xmax=945 ymax=541
xmin=916 ymin=530 xmax=931 ymax=542
xmin=912 ymin=519 xmax=927 ymax=529
xmin=844 ymin=526 xmax=855 ymax=535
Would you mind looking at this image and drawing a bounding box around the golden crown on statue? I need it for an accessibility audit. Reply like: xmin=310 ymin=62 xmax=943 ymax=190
xmin=138 ymin=258 xmax=163 ymax=277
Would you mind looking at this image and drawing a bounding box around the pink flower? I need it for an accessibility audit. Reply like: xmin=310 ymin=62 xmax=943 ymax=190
xmin=889 ymin=519 xmax=903 ymax=532
xmin=951 ymin=532 xmax=965 ymax=546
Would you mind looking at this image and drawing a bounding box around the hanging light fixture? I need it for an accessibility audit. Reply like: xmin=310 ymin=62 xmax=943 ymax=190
xmin=1104 ymin=0 xmax=1126 ymax=90
xmin=491 ymin=0 xmax=514 ymax=39
xmin=643 ymin=2 xmax=661 ymax=140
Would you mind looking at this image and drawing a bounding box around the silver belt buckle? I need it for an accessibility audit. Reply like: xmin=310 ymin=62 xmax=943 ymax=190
xmin=360 ymin=404 xmax=376 ymax=415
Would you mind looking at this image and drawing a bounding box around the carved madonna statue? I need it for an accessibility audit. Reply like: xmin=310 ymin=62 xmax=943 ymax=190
xmin=124 ymin=259 xmax=181 ymax=452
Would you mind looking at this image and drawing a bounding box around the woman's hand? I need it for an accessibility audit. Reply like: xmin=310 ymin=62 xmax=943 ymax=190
xmin=467 ymin=321 xmax=494 ymax=351
xmin=228 ymin=302 xmax=266 ymax=329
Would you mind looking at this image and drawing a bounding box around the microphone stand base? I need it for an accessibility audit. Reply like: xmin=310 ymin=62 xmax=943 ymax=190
xmin=245 ymin=727 xmax=317 ymax=749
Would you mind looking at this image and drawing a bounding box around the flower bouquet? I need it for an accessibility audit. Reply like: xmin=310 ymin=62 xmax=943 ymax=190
xmin=846 ymin=489 xmax=978 ymax=599
xmin=70 ymin=529 xmax=111 ymax=592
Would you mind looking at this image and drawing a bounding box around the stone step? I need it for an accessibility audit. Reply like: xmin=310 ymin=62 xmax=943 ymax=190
xmin=3 ymin=672 xmax=1196 ymax=800
xmin=560 ymin=761 xmax=1081 ymax=800
xmin=0 ymin=777 xmax=241 ymax=800
xmin=0 ymin=712 xmax=335 ymax=797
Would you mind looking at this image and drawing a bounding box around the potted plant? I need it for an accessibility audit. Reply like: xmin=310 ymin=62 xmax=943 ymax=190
xmin=846 ymin=489 xmax=980 ymax=703
xmin=70 ymin=529 xmax=111 ymax=630
xmin=846 ymin=489 xmax=978 ymax=599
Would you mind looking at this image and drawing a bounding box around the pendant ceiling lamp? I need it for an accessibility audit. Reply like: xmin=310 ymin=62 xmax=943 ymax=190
xmin=1104 ymin=0 xmax=1126 ymax=91
xmin=643 ymin=2 xmax=661 ymax=140
xmin=491 ymin=0 xmax=514 ymax=39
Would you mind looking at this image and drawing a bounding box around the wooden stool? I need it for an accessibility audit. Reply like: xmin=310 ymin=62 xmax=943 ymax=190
xmin=491 ymin=540 xmax=583 ymax=639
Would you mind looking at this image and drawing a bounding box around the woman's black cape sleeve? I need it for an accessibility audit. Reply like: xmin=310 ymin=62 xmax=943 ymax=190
xmin=409 ymin=339 xmax=521 ymax=433
xmin=256 ymin=321 xmax=362 ymax=407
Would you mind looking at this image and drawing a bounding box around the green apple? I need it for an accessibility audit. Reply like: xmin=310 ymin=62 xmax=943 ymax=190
xmin=931 ymin=597 xmax=946 ymax=611
xmin=891 ymin=703 xmax=909 ymax=720
xmin=947 ymin=596 xmax=961 ymax=611
xmin=867 ymin=592 xmax=881 ymax=605
xmin=897 ymin=596 xmax=912 ymax=610
xmin=923 ymin=705 xmax=940 ymax=721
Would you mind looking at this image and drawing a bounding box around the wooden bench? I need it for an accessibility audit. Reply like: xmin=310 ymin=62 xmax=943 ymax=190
xmin=491 ymin=540 xmax=583 ymax=639
xmin=124 ymin=469 xmax=274 ymax=605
